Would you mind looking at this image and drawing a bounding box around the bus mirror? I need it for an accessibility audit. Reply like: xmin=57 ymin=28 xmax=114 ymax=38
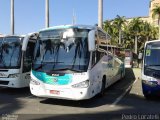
xmin=88 ymin=30 xmax=96 ymax=51
xmin=22 ymin=35 xmax=30 ymax=51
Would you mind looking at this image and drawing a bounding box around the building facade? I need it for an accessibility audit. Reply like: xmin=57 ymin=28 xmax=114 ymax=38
xmin=149 ymin=0 xmax=160 ymax=25
xmin=126 ymin=0 xmax=160 ymax=26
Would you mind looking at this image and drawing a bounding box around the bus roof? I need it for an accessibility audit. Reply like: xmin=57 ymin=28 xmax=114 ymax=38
xmin=145 ymin=40 xmax=160 ymax=44
xmin=40 ymin=25 xmax=96 ymax=32
xmin=3 ymin=35 xmax=25 ymax=38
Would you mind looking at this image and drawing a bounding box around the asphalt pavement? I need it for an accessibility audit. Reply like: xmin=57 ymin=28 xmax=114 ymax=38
xmin=0 ymin=68 xmax=160 ymax=120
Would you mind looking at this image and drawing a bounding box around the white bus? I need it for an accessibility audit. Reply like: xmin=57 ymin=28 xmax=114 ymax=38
xmin=142 ymin=40 xmax=160 ymax=99
xmin=124 ymin=49 xmax=133 ymax=68
xmin=0 ymin=33 xmax=38 ymax=88
xmin=30 ymin=25 xmax=125 ymax=100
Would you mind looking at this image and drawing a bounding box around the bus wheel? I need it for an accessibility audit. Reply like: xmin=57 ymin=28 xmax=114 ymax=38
xmin=121 ymin=71 xmax=125 ymax=79
xmin=99 ymin=77 xmax=106 ymax=97
xmin=144 ymin=94 xmax=152 ymax=100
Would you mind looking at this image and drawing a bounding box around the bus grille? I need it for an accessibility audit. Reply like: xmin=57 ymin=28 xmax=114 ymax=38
xmin=0 ymin=81 xmax=9 ymax=85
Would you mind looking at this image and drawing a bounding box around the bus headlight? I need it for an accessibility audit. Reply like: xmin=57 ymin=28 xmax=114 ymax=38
xmin=142 ymin=80 xmax=157 ymax=87
xmin=72 ymin=80 xmax=89 ymax=88
xmin=30 ymin=79 xmax=40 ymax=85
xmin=9 ymin=73 xmax=20 ymax=78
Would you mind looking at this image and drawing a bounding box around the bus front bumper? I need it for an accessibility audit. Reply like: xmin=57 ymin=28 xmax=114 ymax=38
xmin=0 ymin=78 xmax=29 ymax=88
xmin=30 ymin=82 xmax=91 ymax=100
xmin=142 ymin=80 xmax=160 ymax=96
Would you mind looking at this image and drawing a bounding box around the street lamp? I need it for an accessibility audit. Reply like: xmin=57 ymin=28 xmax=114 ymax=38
xmin=11 ymin=0 xmax=14 ymax=35
xmin=45 ymin=0 xmax=49 ymax=28
xmin=98 ymin=0 xmax=103 ymax=28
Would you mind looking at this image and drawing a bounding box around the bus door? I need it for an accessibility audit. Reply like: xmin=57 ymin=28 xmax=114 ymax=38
xmin=22 ymin=40 xmax=36 ymax=85
xmin=90 ymin=50 xmax=103 ymax=94
xmin=105 ymin=53 xmax=114 ymax=85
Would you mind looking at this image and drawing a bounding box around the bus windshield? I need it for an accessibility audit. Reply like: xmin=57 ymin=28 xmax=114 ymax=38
xmin=32 ymin=28 xmax=90 ymax=73
xmin=0 ymin=36 xmax=22 ymax=69
xmin=145 ymin=41 xmax=160 ymax=68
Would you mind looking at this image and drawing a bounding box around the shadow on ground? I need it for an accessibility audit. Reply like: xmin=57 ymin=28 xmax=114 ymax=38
xmin=0 ymin=87 xmax=31 ymax=114
xmin=0 ymin=87 xmax=31 ymax=97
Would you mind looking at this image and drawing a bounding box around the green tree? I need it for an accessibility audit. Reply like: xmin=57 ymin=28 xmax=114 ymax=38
xmin=103 ymin=15 xmax=159 ymax=53
xmin=141 ymin=21 xmax=152 ymax=41
xmin=121 ymin=25 xmax=134 ymax=49
xmin=112 ymin=15 xmax=126 ymax=45
xmin=103 ymin=20 xmax=117 ymax=45
xmin=128 ymin=18 xmax=143 ymax=54
xmin=150 ymin=25 xmax=159 ymax=40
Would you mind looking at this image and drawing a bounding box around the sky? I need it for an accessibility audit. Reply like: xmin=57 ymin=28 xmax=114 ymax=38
xmin=0 ymin=0 xmax=150 ymax=35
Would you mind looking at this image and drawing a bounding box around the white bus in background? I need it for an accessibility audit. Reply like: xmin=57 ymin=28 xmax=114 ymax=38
xmin=142 ymin=40 xmax=160 ymax=99
xmin=0 ymin=33 xmax=38 ymax=88
xmin=125 ymin=49 xmax=133 ymax=68
xmin=30 ymin=25 xmax=125 ymax=100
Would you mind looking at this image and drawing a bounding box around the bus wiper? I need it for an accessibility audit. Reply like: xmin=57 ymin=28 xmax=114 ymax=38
xmin=152 ymin=65 xmax=160 ymax=66
xmin=53 ymin=68 xmax=82 ymax=72
xmin=34 ymin=64 xmax=43 ymax=70
xmin=147 ymin=65 xmax=160 ymax=66
xmin=42 ymin=61 xmax=64 ymax=64
xmin=69 ymin=69 xmax=83 ymax=72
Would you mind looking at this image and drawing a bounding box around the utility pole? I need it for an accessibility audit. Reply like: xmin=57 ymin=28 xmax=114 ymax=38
xmin=98 ymin=0 xmax=103 ymax=28
xmin=72 ymin=9 xmax=76 ymax=25
xmin=45 ymin=0 xmax=49 ymax=28
xmin=11 ymin=0 xmax=14 ymax=35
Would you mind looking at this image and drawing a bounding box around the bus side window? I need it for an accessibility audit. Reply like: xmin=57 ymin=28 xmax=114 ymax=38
xmin=96 ymin=51 xmax=101 ymax=62
xmin=23 ymin=41 xmax=35 ymax=73
xmin=92 ymin=52 xmax=96 ymax=66
xmin=92 ymin=50 xmax=104 ymax=67
xmin=91 ymin=33 xmax=98 ymax=67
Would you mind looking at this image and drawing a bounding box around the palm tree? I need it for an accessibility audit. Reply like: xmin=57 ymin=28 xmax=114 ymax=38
xmin=112 ymin=15 xmax=126 ymax=45
xmin=103 ymin=20 xmax=112 ymax=34
xmin=128 ymin=18 xmax=143 ymax=54
xmin=121 ymin=25 xmax=134 ymax=49
xmin=141 ymin=21 xmax=152 ymax=41
xmin=103 ymin=20 xmax=118 ymax=45
xmin=150 ymin=25 xmax=159 ymax=39
xmin=152 ymin=6 xmax=160 ymax=39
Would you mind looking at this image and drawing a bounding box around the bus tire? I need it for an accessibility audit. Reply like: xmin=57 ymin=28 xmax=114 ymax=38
xmin=144 ymin=94 xmax=152 ymax=100
xmin=121 ymin=71 xmax=125 ymax=79
xmin=119 ymin=71 xmax=124 ymax=80
xmin=99 ymin=77 xmax=106 ymax=97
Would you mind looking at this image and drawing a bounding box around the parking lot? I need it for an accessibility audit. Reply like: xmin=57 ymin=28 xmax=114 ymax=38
xmin=0 ymin=68 xmax=160 ymax=120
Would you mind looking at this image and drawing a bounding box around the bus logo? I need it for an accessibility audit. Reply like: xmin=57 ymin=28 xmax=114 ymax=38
xmin=52 ymin=74 xmax=59 ymax=77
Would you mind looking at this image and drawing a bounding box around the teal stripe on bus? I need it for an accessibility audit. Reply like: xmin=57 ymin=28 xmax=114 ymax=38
xmin=32 ymin=70 xmax=72 ymax=85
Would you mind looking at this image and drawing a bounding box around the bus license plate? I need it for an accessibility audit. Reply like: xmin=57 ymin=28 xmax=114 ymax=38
xmin=50 ymin=90 xmax=60 ymax=95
